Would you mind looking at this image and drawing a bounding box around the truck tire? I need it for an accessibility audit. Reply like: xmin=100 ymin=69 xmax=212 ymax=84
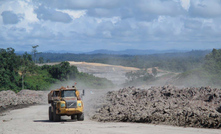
xmin=53 ymin=106 xmax=61 ymax=122
xmin=71 ymin=115 xmax=76 ymax=120
xmin=77 ymin=113 xmax=84 ymax=121
xmin=49 ymin=106 xmax=53 ymax=121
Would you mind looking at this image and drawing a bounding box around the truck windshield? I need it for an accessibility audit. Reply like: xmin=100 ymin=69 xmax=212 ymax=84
xmin=61 ymin=90 xmax=77 ymax=97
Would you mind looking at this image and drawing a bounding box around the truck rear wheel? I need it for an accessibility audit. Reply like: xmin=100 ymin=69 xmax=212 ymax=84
xmin=49 ymin=106 xmax=53 ymax=121
xmin=53 ymin=106 xmax=61 ymax=122
xmin=77 ymin=113 xmax=84 ymax=121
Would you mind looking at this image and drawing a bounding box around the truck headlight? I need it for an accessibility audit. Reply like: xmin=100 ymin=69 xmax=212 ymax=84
xmin=61 ymin=103 xmax=65 ymax=108
xmin=78 ymin=103 xmax=81 ymax=107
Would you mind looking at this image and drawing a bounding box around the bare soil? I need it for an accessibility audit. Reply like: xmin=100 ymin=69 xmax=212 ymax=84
xmin=92 ymin=86 xmax=221 ymax=129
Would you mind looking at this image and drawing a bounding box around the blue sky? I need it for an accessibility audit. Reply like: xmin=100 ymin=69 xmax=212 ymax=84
xmin=0 ymin=0 xmax=221 ymax=52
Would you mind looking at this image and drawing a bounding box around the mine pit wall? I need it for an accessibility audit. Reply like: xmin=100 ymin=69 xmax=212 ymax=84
xmin=92 ymin=86 xmax=221 ymax=129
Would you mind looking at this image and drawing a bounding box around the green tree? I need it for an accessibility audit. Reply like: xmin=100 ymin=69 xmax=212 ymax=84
xmin=39 ymin=57 xmax=44 ymax=64
xmin=42 ymin=61 xmax=76 ymax=81
xmin=20 ymin=52 xmax=34 ymax=89
xmin=0 ymin=48 xmax=20 ymax=91
xmin=46 ymin=59 xmax=50 ymax=63
xmin=204 ymin=48 xmax=221 ymax=74
xmin=152 ymin=67 xmax=157 ymax=77
xmin=32 ymin=45 xmax=39 ymax=63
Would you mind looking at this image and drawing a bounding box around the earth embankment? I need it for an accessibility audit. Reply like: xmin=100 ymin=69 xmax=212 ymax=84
xmin=92 ymin=86 xmax=221 ymax=128
xmin=0 ymin=90 xmax=47 ymax=113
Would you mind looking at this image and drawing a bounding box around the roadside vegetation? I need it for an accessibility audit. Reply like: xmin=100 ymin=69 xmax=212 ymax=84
xmin=0 ymin=48 xmax=113 ymax=92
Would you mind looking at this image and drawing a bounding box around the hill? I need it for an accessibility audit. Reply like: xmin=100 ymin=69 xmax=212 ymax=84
xmin=86 ymin=49 xmax=188 ymax=55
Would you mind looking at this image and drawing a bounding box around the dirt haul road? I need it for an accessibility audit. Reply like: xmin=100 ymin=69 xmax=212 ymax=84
xmin=0 ymin=105 xmax=220 ymax=134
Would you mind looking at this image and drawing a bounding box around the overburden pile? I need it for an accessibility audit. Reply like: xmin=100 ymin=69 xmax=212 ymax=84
xmin=0 ymin=90 xmax=47 ymax=112
xmin=92 ymin=86 xmax=221 ymax=128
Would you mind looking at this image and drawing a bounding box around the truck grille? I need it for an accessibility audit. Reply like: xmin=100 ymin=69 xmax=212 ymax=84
xmin=66 ymin=100 xmax=77 ymax=108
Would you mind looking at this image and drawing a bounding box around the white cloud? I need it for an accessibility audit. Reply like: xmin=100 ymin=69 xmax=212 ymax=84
xmin=102 ymin=31 xmax=112 ymax=38
xmin=137 ymin=0 xmax=185 ymax=16
xmin=56 ymin=9 xmax=86 ymax=19
xmin=34 ymin=5 xmax=73 ymax=23
xmin=180 ymin=0 xmax=190 ymax=10
xmin=0 ymin=0 xmax=221 ymax=52
xmin=37 ymin=0 xmax=121 ymax=9
xmin=18 ymin=1 xmax=38 ymax=23
xmin=95 ymin=16 xmax=121 ymax=24
xmin=189 ymin=0 xmax=221 ymax=18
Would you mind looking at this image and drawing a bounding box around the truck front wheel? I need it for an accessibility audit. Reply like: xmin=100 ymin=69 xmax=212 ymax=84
xmin=53 ymin=106 xmax=61 ymax=122
xmin=77 ymin=113 xmax=84 ymax=121
xmin=49 ymin=106 xmax=53 ymax=121
xmin=71 ymin=115 xmax=76 ymax=120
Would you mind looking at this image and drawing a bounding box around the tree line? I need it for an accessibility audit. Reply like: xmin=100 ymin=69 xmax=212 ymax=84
xmin=35 ymin=50 xmax=210 ymax=72
xmin=173 ymin=48 xmax=221 ymax=87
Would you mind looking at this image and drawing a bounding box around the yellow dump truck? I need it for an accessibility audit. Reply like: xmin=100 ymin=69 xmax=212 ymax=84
xmin=48 ymin=86 xmax=84 ymax=122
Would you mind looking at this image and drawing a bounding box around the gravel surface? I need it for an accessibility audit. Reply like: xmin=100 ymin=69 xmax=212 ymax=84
xmin=92 ymin=85 xmax=221 ymax=129
xmin=1 ymin=105 xmax=221 ymax=134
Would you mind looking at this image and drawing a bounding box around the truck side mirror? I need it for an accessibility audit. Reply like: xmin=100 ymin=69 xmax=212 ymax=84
xmin=82 ymin=89 xmax=85 ymax=96
xmin=80 ymin=90 xmax=85 ymax=100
